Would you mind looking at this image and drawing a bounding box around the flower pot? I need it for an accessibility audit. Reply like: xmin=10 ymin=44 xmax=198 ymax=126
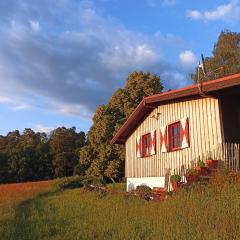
xmin=206 ymin=159 xmax=218 ymax=169
xmin=185 ymin=174 xmax=197 ymax=184
xmin=171 ymin=181 xmax=182 ymax=192
xmin=195 ymin=166 xmax=209 ymax=176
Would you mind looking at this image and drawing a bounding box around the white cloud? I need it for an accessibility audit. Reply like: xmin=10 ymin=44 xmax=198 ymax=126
xmin=34 ymin=124 xmax=54 ymax=133
xmin=0 ymin=96 xmax=11 ymax=103
xmin=179 ymin=50 xmax=197 ymax=69
xmin=0 ymin=95 xmax=31 ymax=110
xmin=29 ymin=20 xmax=40 ymax=32
xmin=100 ymin=43 xmax=160 ymax=72
xmin=11 ymin=103 xmax=31 ymax=111
xmin=187 ymin=0 xmax=240 ymax=21
xmin=187 ymin=10 xmax=202 ymax=20
xmin=161 ymin=71 xmax=191 ymax=89
xmin=0 ymin=0 xmax=190 ymax=120
xmin=57 ymin=104 xmax=92 ymax=119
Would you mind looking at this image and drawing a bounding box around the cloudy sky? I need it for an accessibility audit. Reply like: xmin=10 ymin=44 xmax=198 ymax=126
xmin=0 ymin=0 xmax=239 ymax=135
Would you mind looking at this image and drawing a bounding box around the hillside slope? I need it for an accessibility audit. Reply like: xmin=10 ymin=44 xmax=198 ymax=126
xmin=1 ymin=173 xmax=240 ymax=240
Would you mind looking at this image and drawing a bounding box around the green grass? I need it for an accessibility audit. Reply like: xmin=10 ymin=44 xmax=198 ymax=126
xmin=0 ymin=181 xmax=52 ymax=239
xmin=2 ymin=173 xmax=240 ymax=240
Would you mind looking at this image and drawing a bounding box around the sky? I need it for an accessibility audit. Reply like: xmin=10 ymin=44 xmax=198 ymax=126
xmin=0 ymin=0 xmax=240 ymax=135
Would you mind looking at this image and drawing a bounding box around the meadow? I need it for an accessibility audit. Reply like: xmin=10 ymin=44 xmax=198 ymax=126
xmin=1 ymin=172 xmax=240 ymax=240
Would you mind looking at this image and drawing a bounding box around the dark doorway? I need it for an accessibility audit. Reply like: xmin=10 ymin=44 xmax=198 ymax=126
xmin=220 ymin=87 xmax=240 ymax=143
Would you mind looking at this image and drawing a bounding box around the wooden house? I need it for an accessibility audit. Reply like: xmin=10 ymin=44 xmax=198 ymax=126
xmin=111 ymin=73 xmax=240 ymax=191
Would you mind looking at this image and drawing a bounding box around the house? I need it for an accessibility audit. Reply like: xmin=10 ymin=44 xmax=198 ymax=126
xmin=111 ymin=73 xmax=240 ymax=191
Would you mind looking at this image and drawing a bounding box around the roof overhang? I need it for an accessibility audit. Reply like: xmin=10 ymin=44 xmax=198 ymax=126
xmin=111 ymin=73 xmax=240 ymax=145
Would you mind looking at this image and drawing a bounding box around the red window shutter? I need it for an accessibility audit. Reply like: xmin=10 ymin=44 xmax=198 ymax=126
xmin=136 ymin=135 xmax=142 ymax=158
xmin=160 ymin=126 xmax=168 ymax=152
xmin=180 ymin=117 xmax=190 ymax=149
xmin=150 ymin=130 xmax=156 ymax=155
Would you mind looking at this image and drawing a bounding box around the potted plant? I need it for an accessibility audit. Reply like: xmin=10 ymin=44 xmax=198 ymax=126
xmin=195 ymin=159 xmax=208 ymax=176
xmin=170 ymin=174 xmax=182 ymax=192
xmin=206 ymin=153 xmax=218 ymax=169
xmin=185 ymin=168 xmax=197 ymax=184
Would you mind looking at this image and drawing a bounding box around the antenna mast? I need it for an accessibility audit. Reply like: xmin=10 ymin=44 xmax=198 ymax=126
xmin=197 ymin=54 xmax=208 ymax=97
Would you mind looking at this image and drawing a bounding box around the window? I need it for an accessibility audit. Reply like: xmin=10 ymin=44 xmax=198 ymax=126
xmin=142 ymin=133 xmax=151 ymax=157
xmin=169 ymin=121 xmax=181 ymax=151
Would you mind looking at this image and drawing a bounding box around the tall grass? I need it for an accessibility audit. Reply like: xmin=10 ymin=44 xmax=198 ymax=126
xmin=0 ymin=181 xmax=52 ymax=239
xmin=2 ymin=171 xmax=240 ymax=239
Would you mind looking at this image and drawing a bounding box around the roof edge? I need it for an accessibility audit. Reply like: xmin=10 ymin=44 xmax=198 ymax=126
xmin=111 ymin=73 xmax=240 ymax=145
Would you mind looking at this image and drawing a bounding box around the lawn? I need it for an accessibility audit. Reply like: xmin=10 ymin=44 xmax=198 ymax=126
xmin=1 ymin=173 xmax=240 ymax=240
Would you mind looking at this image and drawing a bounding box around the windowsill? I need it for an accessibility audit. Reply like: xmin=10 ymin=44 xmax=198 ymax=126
xmin=169 ymin=147 xmax=182 ymax=152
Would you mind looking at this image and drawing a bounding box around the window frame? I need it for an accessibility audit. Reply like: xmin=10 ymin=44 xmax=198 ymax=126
xmin=168 ymin=121 xmax=182 ymax=152
xmin=141 ymin=132 xmax=151 ymax=157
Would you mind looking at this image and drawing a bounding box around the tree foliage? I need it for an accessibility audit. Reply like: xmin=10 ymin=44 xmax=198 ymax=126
xmin=0 ymin=127 xmax=86 ymax=183
xmin=193 ymin=30 xmax=240 ymax=82
xmin=49 ymin=127 xmax=86 ymax=177
xmin=77 ymin=71 xmax=163 ymax=180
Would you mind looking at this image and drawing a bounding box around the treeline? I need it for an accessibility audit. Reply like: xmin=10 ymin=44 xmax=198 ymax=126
xmin=0 ymin=127 xmax=86 ymax=183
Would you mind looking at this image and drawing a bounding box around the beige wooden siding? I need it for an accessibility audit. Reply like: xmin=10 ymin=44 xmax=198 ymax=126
xmin=125 ymin=96 xmax=223 ymax=178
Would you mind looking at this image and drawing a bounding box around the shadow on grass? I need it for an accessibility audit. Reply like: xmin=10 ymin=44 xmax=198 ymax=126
xmin=4 ymin=190 xmax=62 ymax=240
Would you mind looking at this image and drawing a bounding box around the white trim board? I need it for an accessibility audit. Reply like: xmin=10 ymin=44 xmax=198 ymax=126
xmin=126 ymin=177 xmax=165 ymax=192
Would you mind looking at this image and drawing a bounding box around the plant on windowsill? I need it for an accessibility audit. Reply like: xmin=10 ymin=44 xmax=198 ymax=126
xmin=195 ymin=158 xmax=208 ymax=176
xmin=185 ymin=168 xmax=198 ymax=184
xmin=170 ymin=174 xmax=182 ymax=192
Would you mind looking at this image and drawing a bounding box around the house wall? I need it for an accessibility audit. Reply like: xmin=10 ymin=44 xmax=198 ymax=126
xmin=125 ymin=96 xmax=223 ymax=179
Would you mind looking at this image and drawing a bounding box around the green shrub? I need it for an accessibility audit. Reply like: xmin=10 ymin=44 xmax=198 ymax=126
xmin=170 ymin=174 xmax=181 ymax=182
xmin=82 ymin=176 xmax=105 ymax=188
xmin=82 ymin=176 xmax=105 ymax=191
xmin=186 ymin=168 xmax=196 ymax=176
xmin=135 ymin=185 xmax=153 ymax=201
xmin=197 ymin=160 xmax=205 ymax=167
xmin=55 ymin=175 xmax=105 ymax=190
xmin=55 ymin=175 xmax=86 ymax=190
xmin=74 ymin=163 xmax=88 ymax=176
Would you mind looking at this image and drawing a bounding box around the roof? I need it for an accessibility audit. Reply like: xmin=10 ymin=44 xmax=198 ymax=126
xmin=111 ymin=73 xmax=240 ymax=145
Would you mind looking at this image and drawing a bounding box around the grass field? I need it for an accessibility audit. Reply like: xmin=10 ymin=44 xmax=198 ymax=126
xmin=1 ymin=172 xmax=240 ymax=240
xmin=0 ymin=180 xmax=52 ymax=239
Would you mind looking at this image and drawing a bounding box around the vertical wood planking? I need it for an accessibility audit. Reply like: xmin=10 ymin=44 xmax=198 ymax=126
xmin=125 ymin=97 xmax=224 ymax=178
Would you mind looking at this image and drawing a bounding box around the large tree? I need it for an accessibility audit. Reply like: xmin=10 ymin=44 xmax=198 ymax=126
xmin=50 ymin=127 xmax=86 ymax=177
xmin=193 ymin=30 xmax=240 ymax=82
xmin=76 ymin=71 xmax=163 ymax=180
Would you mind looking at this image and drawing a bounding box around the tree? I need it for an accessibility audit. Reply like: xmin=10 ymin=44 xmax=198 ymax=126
xmin=105 ymin=160 xmax=124 ymax=189
xmin=50 ymin=127 xmax=86 ymax=177
xmin=78 ymin=71 xmax=163 ymax=180
xmin=7 ymin=129 xmax=53 ymax=182
xmin=0 ymin=152 xmax=9 ymax=183
xmin=0 ymin=127 xmax=86 ymax=183
xmin=192 ymin=30 xmax=240 ymax=82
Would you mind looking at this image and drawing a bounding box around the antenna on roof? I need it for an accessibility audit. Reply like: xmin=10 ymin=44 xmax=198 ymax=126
xmin=197 ymin=54 xmax=208 ymax=97
xmin=201 ymin=54 xmax=207 ymax=77
xmin=197 ymin=54 xmax=207 ymax=81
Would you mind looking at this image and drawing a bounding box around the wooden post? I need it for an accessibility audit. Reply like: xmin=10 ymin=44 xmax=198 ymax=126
xmin=164 ymin=168 xmax=171 ymax=192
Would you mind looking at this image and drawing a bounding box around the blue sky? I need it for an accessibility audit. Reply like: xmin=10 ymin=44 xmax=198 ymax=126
xmin=0 ymin=0 xmax=239 ymax=135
